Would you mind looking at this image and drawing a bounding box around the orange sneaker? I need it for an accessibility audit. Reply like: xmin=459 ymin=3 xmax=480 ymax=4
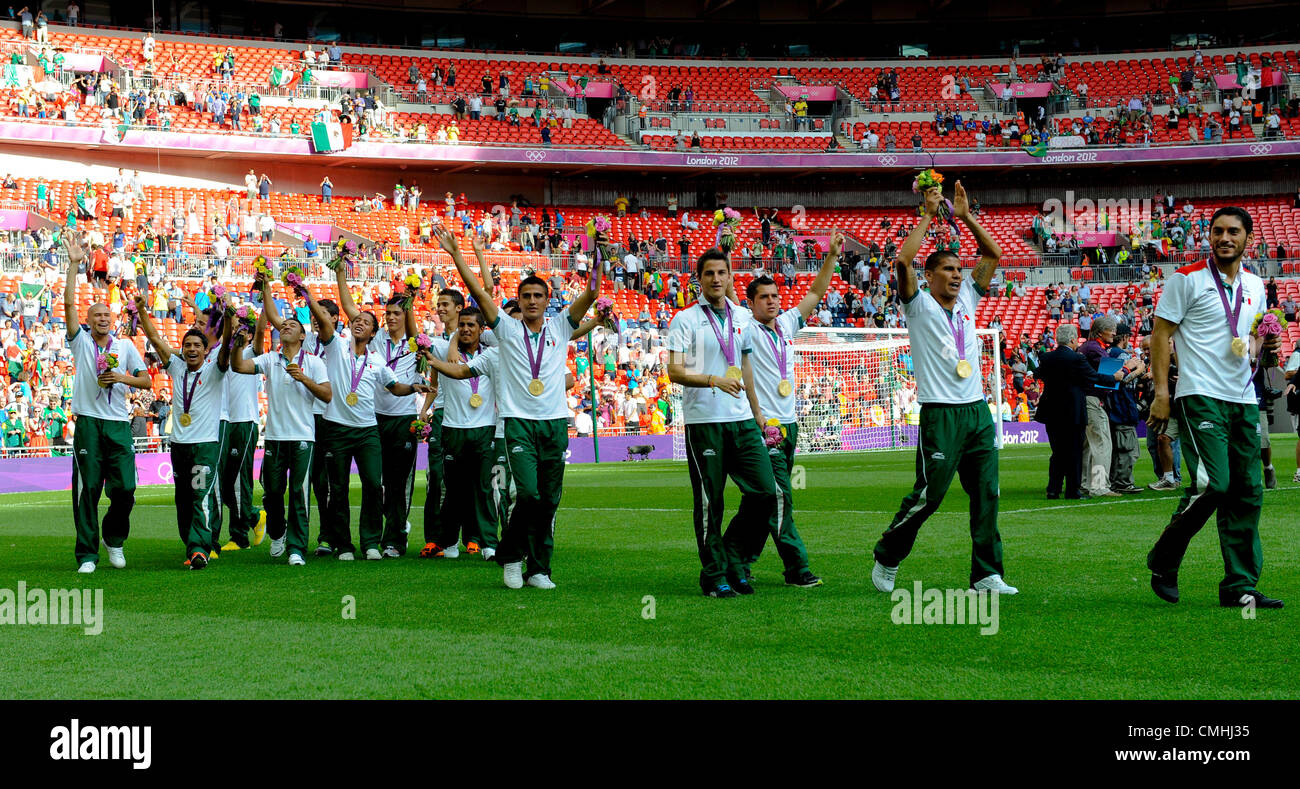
xmin=419 ymin=542 xmax=445 ymax=558
xmin=466 ymin=541 xmax=481 ymax=555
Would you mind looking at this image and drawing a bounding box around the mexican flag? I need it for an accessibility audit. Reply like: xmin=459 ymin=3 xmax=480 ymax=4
xmin=269 ymin=65 xmax=299 ymax=88
xmin=310 ymin=121 xmax=351 ymax=153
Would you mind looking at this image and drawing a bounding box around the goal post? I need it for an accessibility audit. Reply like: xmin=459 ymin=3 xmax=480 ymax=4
xmin=671 ymin=327 xmax=1004 ymax=459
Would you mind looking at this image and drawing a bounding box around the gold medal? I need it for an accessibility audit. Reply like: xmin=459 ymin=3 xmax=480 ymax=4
xmin=724 ymin=366 xmax=742 ymax=380
xmin=1230 ymin=337 xmax=1247 ymax=358
xmin=528 ymin=378 xmax=545 ymax=396
xmin=345 ymin=392 xmax=359 ymax=406
xmin=956 ymin=360 xmax=973 ymax=378
xmin=179 ymin=412 xmax=192 ymax=427
xmin=469 ymin=393 xmax=484 ymax=408
xmin=778 ymin=379 xmax=793 ymax=397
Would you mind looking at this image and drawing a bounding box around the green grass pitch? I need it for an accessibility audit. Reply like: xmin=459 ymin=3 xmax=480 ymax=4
xmin=1 ymin=439 xmax=1296 ymax=699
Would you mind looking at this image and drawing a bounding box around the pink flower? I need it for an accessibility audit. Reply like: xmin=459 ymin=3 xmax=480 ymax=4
xmin=593 ymin=215 xmax=611 ymax=233
xmin=213 ymin=285 xmax=227 ymax=299
xmin=595 ymin=296 xmax=613 ymax=313
xmin=722 ymin=207 xmax=741 ymax=222
xmin=763 ymin=424 xmax=784 ymax=448
xmin=1259 ymin=312 xmax=1283 ymax=337
xmin=236 ymin=305 xmax=250 ymax=319
xmin=415 ymin=333 xmax=433 ymax=349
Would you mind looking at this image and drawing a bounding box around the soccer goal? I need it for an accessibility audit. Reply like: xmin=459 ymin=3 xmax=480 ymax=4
xmin=670 ymin=327 xmax=1005 ymax=459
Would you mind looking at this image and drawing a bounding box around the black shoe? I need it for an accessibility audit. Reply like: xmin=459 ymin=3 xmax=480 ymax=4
xmin=1046 ymin=492 xmax=1060 ymax=500
xmin=786 ymin=570 xmax=824 ymax=588
xmin=1151 ymin=571 xmax=1179 ymax=603
xmin=733 ymin=578 xmax=756 ymax=595
xmin=704 ymin=582 xmax=738 ymax=599
xmin=1264 ymin=466 xmax=1277 ymax=490
xmin=1117 ymin=485 xmax=1144 ymax=494
xmin=1064 ymin=492 xmax=1083 ymax=499
xmin=1220 ymin=589 xmax=1284 ymax=608
xmin=314 ymin=542 xmax=334 ymax=557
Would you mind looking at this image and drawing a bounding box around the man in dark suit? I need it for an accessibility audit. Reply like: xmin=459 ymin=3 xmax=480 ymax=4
xmin=1035 ymin=324 xmax=1125 ymax=498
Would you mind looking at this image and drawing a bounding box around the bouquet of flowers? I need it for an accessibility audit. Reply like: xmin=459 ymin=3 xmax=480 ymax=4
xmin=594 ymin=295 xmax=619 ymax=335
xmin=912 ymin=168 xmax=960 ymax=242
xmin=1252 ymin=309 xmax=1288 ymax=368
xmin=409 ymin=333 xmax=434 ymax=374
xmin=225 ymin=303 xmax=257 ymax=338
xmin=281 ymin=265 xmax=308 ymax=299
xmin=95 ymin=351 xmax=119 ymax=387
xmin=712 ymin=207 xmax=742 ymax=253
xmin=250 ymin=255 xmax=271 ymax=296
xmin=408 ymin=418 xmax=433 ymax=440
xmin=402 ymin=273 xmax=421 ymax=310
xmin=325 ymin=238 xmax=357 ymax=272
xmin=762 ymin=418 xmax=787 ymax=449
xmin=584 ymin=215 xmax=612 ymax=285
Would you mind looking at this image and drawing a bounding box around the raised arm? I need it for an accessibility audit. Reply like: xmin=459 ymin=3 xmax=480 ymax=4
xmin=470 ymin=234 xmax=495 ymax=298
xmin=335 ymin=264 xmax=360 ymax=322
xmin=261 ymin=279 xmax=285 ymax=332
xmin=796 ymin=231 xmax=843 ymax=319
xmin=252 ymin=303 xmax=267 ymax=355
xmin=439 ymin=227 xmax=496 ymax=326
xmin=954 ymin=181 xmax=1002 ymax=293
xmin=135 ymin=293 xmax=175 ymax=366
xmin=216 ymin=303 xmax=234 ymax=372
xmin=404 ymin=295 xmax=417 ymax=339
xmin=567 ymin=235 xmax=602 ymax=325
xmin=63 ymin=231 xmax=85 ymax=337
xmin=307 ymin=292 xmax=335 ymax=343
xmin=229 ymin=333 xmax=257 ymax=374
xmin=896 ymin=191 xmax=942 ymax=304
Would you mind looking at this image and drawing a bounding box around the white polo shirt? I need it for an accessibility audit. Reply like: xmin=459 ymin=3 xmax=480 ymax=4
xmin=319 ymin=335 xmax=398 ymax=428
xmin=369 ymin=334 xmax=420 ymax=416
xmin=665 ymin=300 xmax=755 ymax=425
xmin=431 ymin=327 xmax=495 ymax=411
xmin=447 ymin=345 xmax=499 ymax=429
xmin=253 ymin=349 xmax=329 ymax=442
xmin=1155 ymin=260 xmax=1265 ymax=405
xmin=488 ymin=312 xmax=576 ymax=421
xmin=166 ymin=355 xmax=226 ymax=444
xmin=741 ymin=306 xmax=804 ymax=425
xmin=902 ymin=277 xmax=984 ymax=405
xmin=69 ymin=328 xmax=146 ymax=422
xmin=221 ymin=346 xmax=261 ymax=423
xmin=301 ymin=329 xmax=331 ymax=416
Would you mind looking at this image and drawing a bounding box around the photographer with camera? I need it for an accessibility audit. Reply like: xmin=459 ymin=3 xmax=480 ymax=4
xmin=1137 ymin=335 xmax=1182 ymax=490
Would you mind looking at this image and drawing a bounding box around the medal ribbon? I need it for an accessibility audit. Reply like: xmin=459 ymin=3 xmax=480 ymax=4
xmin=703 ymin=302 xmax=736 ymax=367
xmin=348 ymin=350 xmax=367 ymax=396
xmin=523 ymin=323 xmax=547 ymax=381
xmin=762 ymin=322 xmax=787 ymax=378
xmin=465 ymin=347 xmax=480 ymax=395
xmin=1210 ymin=262 xmax=1244 ymax=341
xmin=385 ymin=337 xmax=408 ymax=370
xmin=180 ymin=365 xmax=200 ymax=417
xmin=947 ymin=305 xmax=967 ymax=362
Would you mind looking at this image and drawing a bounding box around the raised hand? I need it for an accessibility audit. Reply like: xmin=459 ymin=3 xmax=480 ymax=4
xmin=471 ymin=232 xmax=486 ymax=255
xmin=952 ymin=180 xmax=970 ymax=219
xmin=436 ymin=226 xmax=459 ymax=255
xmin=63 ymin=230 xmax=88 ymax=267
xmin=923 ymin=186 xmax=944 ymax=219
xmin=828 ymin=231 xmax=844 ymax=258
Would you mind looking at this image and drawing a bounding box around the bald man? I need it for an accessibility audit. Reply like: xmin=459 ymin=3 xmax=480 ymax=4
xmin=64 ymin=231 xmax=153 ymax=573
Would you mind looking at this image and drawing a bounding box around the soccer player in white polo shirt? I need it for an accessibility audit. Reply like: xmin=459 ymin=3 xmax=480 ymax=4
xmin=436 ymin=227 xmax=598 ymax=590
xmin=334 ymin=267 xmax=421 ymax=558
xmin=1146 ymin=206 xmax=1283 ymax=609
xmin=870 ymin=181 xmax=1018 ymax=596
xmin=63 ymin=232 xmax=152 ymax=573
xmin=230 ymin=312 xmax=332 ymax=565
xmin=217 ymin=310 xmax=266 ymax=554
xmin=307 ymin=294 xmax=431 ymax=561
xmin=667 ymin=248 xmax=776 ymax=598
xmin=419 ymin=306 xmax=500 ymax=558
xmin=735 ymin=231 xmax=844 ymax=589
xmin=136 ymin=294 xmax=234 ymax=569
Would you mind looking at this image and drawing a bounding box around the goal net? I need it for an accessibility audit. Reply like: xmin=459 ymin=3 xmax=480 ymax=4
xmin=671 ymin=327 xmax=1004 ymax=459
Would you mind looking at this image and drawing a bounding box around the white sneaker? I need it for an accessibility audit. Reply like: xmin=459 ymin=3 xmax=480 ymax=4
xmin=77 ymin=561 xmax=96 ymax=574
xmin=482 ymin=546 xmax=496 ymax=561
xmin=288 ymin=554 xmax=306 ymax=566
xmin=442 ymin=545 xmax=460 ymax=559
xmin=365 ymin=548 xmax=383 ymax=561
xmin=337 ymin=551 xmax=355 ymax=561
xmin=973 ymin=574 xmax=1019 ymax=595
xmin=106 ymin=544 xmax=125 ymax=569
xmin=871 ymin=560 xmax=898 ymax=593
xmin=382 ymin=546 xmax=401 ymax=559
xmin=269 ymin=536 xmax=286 ymax=558
xmin=1293 ymin=470 xmax=1300 ymax=483
xmin=503 ymin=561 xmax=524 ymax=589
xmin=527 ymin=574 xmax=557 ymax=590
